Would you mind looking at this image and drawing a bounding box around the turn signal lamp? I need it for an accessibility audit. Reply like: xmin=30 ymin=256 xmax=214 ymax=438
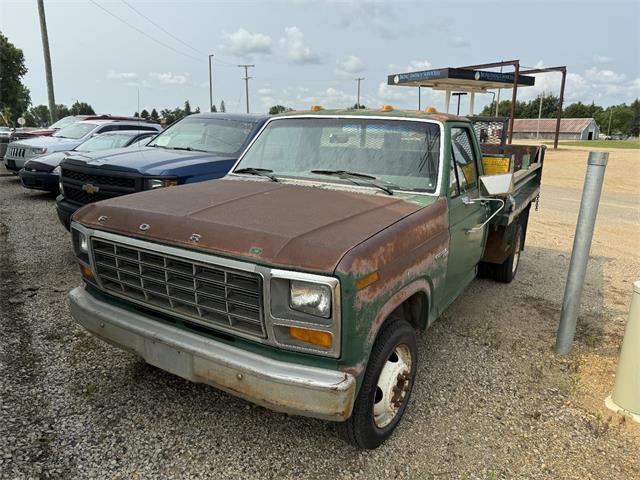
xmin=289 ymin=326 xmax=332 ymax=349
xmin=310 ymin=105 xmax=324 ymax=111
xmin=80 ymin=264 xmax=95 ymax=282
xmin=426 ymin=106 xmax=438 ymax=113
xmin=382 ymin=105 xmax=394 ymax=111
xmin=356 ymin=271 xmax=380 ymax=290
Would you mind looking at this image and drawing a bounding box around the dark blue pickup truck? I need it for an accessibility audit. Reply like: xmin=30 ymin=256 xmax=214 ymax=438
xmin=56 ymin=113 xmax=267 ymax=229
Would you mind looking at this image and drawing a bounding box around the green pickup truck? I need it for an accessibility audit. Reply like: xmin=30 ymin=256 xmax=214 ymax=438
xmin=68 ymin=108 xmax=544 ymax=449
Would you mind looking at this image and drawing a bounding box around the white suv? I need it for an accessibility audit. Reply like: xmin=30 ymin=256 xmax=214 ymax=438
xmin=4 ymin=119 xmax=162 ymax=172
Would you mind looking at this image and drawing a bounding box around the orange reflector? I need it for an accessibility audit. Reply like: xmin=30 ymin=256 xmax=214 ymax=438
xmin=165 ymin=179 xmax=178 ymax=187
xmin=310 ymin=105 xmax=324 ymax=111
xmin=80 ymin=264 xmax=94 ymax=281
xmin=289 ymin=327 xmax=332 ymax=349
xmin=382 ymin=104 xmax=394 ymax=111
xmin=356 ymin=271 xmax=380 ymax=290
xmin=426 ymin=106 xmax=437 ymax=113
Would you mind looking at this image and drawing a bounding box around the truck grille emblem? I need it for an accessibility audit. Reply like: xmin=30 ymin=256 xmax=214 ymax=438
xmin=82 ymin=183 xmax=100 ymax=194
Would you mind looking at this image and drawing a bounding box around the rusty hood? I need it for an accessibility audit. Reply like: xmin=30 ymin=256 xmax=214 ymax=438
xmin=73 ymin=179 xmax=425 ymax=273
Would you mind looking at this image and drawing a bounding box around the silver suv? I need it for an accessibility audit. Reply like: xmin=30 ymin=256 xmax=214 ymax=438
xmin=4 ymin=119 xmax=161 ymax=173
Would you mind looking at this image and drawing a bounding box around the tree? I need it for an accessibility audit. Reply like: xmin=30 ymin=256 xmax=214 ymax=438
xmin=133 ymin=111 xmax=140 ymax=117
xmin=269 ymin=105 xmax=291 ymax=115
xmin=352 ymin=103 xmax=366 ymax=110
xmin=0 ymin=32 xmax=31 ymax=125
xmin=55 ymin=104 xmax=71 ymax=119
xmin=69 ymin=101 xmax=95 ymax=115
xmin=631 ymin=99 xmax=640 ymax=137
xmin=211 ymin=104 xmax=217 ymax=112
xmin=195 ymin=106 xmax=200 ymax=113
xmin=184 ymin=100 xmax=192 ymax=116
xmin=140 ymin=109 xmax=150 ymax=119
xmin=160 ymin=109 xmax=175 ymax=125
xmin=23 ymin=105 xmax=50 ymax=126
xmin=219 ymin=100 xmax=226 ymax=113
xmin=150 ymin=108 xmax=159 ymax=121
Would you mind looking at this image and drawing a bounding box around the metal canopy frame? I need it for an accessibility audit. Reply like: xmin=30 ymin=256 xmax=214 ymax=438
xmin=388 ymin=60 xmax=568 ymax=148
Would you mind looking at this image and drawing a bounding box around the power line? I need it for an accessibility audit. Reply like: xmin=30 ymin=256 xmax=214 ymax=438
xmin=88 ymin=0 xmax=200 ymax=63
xmin=120 ymin=0 xmax=204 ymax=56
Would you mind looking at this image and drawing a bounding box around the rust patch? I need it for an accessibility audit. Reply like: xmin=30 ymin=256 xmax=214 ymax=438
xmin=73 ymin=179 xmax=420 ymax=274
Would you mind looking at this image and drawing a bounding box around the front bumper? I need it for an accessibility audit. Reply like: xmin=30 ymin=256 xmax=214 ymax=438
xmin=55 ymin=195 xmax=79 ymax=230
xmin=19 ymin=169 xmax=59 ymax=192
xmin=69 ymin=287 xmax=356 ymax=421
xmin=4 ymin=156 xmax=28 ymax=171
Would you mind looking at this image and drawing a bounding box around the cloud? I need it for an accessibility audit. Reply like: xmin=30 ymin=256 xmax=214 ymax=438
xmin=222 ymin=28 xmax=273 ymax=56
xmin=584 ymin=67 xmax=626 ymax=84
xmin=335 ymin=55 xmax=366 ymax=77
xmin=450 ymin=36 xmax=470 ymax=48
xmin=107 ymin=70 xmax=138 ymax=81
xmin=594 ymin=55 xmax=613 ymax=64
xmin=150 ymin=72 xmax=190 ymax=85
xmin=280 ymin=26 xmax=323 ymax=65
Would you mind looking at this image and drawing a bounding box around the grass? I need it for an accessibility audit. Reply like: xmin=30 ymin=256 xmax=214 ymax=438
xmin=541 ymin=139 xmax=640 ymax=149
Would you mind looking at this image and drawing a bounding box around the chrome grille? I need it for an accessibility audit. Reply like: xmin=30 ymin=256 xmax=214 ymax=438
xmin=7 ymin=146 xmax=26 ymax=158
xmin=91 ymin=238 xmax=265 ymax=337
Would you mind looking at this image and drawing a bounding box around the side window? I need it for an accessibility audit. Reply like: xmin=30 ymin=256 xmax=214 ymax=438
xmin=450 ymin=127 xmax=478 ymax=193
xmin=97 ymin=125 xmax=119 ymax=134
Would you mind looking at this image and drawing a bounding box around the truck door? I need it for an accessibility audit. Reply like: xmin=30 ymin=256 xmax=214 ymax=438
xmin=443 ymin=125 xmax=489 ymax=304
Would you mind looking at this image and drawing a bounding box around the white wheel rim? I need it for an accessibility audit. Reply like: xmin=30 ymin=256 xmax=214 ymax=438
xmin=373 ymin=344 xmax=412 ymax=428
xmin=512 ymin=231 xmax=522 ymax=274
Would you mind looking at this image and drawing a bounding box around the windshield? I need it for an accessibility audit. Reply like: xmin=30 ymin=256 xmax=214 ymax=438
xmin=235 ymin=117 xmax=441 ymax=193
xmin=49 ymin=116 xmax=78 ymax=129
xmin=148 ymin=117 xmax=255 ymax=155
xmin=76 ymin=133 xmax=137 ymax=152
xmin=53 ymin=122 xmax=97 ymax=139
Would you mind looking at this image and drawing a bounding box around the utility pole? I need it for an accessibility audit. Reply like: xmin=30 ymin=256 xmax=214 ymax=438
xmin=355 ymin=77 xmax=364 ymax=109
xmin=418 ymin=86 xmax=421 ymax=110
xmin=208 ymin=54 xmax=214 ymax=112
xmin=238 ymin=64 xmax=254 ymax=113
xmin=37 ymin=0 xmax=56 ymax=123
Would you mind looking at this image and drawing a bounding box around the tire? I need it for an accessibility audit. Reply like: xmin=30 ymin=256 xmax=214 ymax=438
xmin=336 ymin=318 xmax=417 ymax=449
xmin=477 ymin=261 xmax=493 ymax=278
xmin=492 ymin=222 xmax=523 ymax=283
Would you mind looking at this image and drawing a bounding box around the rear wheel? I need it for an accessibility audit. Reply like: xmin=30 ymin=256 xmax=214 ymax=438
xmin=336 ymin=318 xmax=417 ymax=449
xmin=492 ymin=223 xmax=523 ymax=283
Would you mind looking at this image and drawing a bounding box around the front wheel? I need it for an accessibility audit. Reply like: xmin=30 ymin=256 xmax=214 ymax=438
xmin=336 ymin=318 xmax=417 ymax=449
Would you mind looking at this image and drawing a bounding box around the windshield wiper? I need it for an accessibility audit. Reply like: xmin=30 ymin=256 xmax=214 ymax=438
xmin=234 ymin=167 xmax=279 ymax=182
xmin=310 ymin=169 xmax=395 ymax=195
xmin=171 ymin=146 xmax=208 ymax=152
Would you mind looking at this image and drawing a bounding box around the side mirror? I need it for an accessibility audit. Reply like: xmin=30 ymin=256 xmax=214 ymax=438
xmin=479 ymin=173 xmax=514 ymax=197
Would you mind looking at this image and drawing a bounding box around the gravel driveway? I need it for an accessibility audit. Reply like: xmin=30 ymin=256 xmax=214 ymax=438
xmin=1 ymin=150 xmax=638 ymax=479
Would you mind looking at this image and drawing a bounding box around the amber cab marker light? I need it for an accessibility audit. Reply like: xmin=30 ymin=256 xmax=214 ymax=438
xmin=426 ymin=106 xmax=438 ymax=113
xmin=289 ymin=327 xmax=332 ymax=349
xmin=310 ymin=105 xmax=324 ymax=111
xmin=382 ymin=105 xmax=394 ymax=111
xmin=80 ymin=264 xmax=95 ymax=281
xmin=356 ymin=271 xmax=380 ymax=290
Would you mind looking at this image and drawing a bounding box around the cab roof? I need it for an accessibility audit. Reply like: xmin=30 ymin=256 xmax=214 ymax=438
xmin=273 ymin=108 xmax=467 ymax=123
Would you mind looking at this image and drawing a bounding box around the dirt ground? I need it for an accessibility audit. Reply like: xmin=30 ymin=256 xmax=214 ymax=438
xmin=0 ymin=144 xmax=639 ymax=479
xmin=526 ymin=144 xmax=640 ymax=442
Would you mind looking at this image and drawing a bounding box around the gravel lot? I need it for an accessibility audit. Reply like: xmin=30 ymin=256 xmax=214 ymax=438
xmin=1 ymin=146 xmax=639 ymax=479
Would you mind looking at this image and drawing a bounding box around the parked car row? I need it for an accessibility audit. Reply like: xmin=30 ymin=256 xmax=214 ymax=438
xmin=5 ymin=106 xmax=545 ymax=449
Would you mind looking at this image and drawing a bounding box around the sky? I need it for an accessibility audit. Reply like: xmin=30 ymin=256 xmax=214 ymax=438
xmin=1 ymin=0 xmax=639 ymax=117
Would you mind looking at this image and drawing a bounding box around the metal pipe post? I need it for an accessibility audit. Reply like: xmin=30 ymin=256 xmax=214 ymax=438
xmin=555 ymin=152 xmax=609 ymax=354
xmin=553 ymin=67 xmax=567 ymax=149
xmin=208 ymin=54 xmax=214 ymax=112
